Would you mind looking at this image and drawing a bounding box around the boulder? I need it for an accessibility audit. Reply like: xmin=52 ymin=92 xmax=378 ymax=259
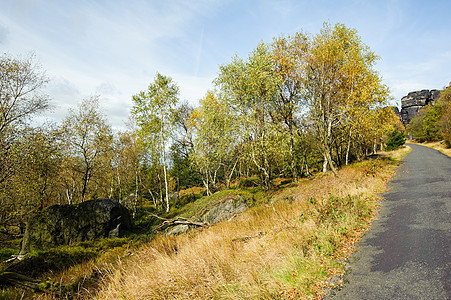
xmin=202 ymin=196 xmax=247 ymax=224
xmin=166 ymin=224 xmax=190 ymax=236
xmin=20 ymin=199 xmax=131 ymax=254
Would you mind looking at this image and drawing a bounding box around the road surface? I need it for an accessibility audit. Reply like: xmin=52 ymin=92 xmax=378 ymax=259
xmin=333 ymin=144 xmax=450 ymax=299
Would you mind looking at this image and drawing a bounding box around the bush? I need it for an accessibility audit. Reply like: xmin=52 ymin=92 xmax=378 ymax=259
xmin=237 ymin=177 xmax=261 ymax=188
xmin=385 ymin=130 xmax=406 ymax=151
xmin=438 ymin=86 xmax=451 ymax=147
xmin=173 ymin=193 xmax=197 ymax=208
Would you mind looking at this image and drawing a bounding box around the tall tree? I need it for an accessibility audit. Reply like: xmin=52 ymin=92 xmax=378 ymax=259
xmin=216 ymin=43 xmax=285 ymax=189
xmin=132 ymin=73 xmax=179 ymax=212
xmin=303 ymin=23 xmax=388 ymax=174
xmin=171 ymin=102 xmax=201 ymax=190
xmin=61 ymin=96 xmax=113 ymax=203
xmin=0 ymin=53 xmax=50 ymax=184
xmin=189 ymin=92 xmax=239 ymax=194
xmin=272 ymin=32 xmax=309 ymax=180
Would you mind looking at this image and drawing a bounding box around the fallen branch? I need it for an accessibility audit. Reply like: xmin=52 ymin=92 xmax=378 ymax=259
xmin=4 ymin=255 xmax=25 ymax=263
xmin=150 ymin=214 xmax=210 ymax=232
xmin=232 ymin=231 xmax=265 ymax=243
xmin=0 ymin=272 xmax=42 ymax=291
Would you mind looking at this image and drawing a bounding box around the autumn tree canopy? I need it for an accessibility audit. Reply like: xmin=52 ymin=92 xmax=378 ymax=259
xmin=0 ymin=23 xmax=404 ymax=234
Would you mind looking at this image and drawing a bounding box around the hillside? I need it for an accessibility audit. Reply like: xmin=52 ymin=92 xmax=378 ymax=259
xmin=95 ymin=147 xmax=410 ymax=299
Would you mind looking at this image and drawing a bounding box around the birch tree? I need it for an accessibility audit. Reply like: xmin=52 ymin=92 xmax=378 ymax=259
xmin=272 ymin=32 xmax=309 ymax=180
xmin=0 ymin=53 xmax=50 ymax=184
xmin=190 ymin=92 xmax=239 ymax=194
xmin=61 ymin=96 xmax=113 ymax=203
xmin=216 ymin=43 xmax=283 ymax=190
xmin=304 ymin=23 xmax=389 ymax=174
xmin=132 ymin=73 xmax=179 ymax=212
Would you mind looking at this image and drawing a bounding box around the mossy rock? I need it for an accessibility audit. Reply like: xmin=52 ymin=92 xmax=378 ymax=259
xmin=202 ymin=196 xmax=247 ymax=224
xmin=20 ymin=199 xmax=131 ymax=254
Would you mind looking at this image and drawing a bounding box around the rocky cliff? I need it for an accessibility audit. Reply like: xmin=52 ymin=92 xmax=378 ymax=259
xmin=399 ymin=89 xmax=441 ymax=126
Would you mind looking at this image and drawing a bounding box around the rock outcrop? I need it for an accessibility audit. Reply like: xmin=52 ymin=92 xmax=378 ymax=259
xmin=20 ymin=199 xmax=131 ymax=254
xmin=202 ymin=196 xmax=247 ymax=224
xmin=399 ymin=89 xmax=441 ymax=126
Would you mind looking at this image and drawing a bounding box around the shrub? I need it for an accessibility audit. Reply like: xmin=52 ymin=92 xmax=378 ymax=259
xmin=385 ymin=130 xmax=406 ymax=151
xmin=237 ymin=177 xmax=261 ymax=188
xmin=438 ymin=86 xmax=451 ymax=147
xmin=172 ymin=193 xmax=197 ymax=208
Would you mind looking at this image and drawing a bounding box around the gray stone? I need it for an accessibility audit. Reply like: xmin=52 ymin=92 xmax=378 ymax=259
xmin=202 ymin=197 xmax=247 ymax=224
xmin=166 ymin=224 xmax=189 ymax=236
xmin=20 ymin=199 xmax=131 ymax=254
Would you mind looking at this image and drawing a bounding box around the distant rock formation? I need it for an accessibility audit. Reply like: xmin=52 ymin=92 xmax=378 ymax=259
xmin=20 ymin=199 xmax=131 ymax=254
xmin=399 ymin=90 xmax=441 ymax=126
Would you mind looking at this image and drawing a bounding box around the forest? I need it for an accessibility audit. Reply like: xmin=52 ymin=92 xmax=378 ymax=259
xmin=0 ymin=23 xmax=405 ymax=237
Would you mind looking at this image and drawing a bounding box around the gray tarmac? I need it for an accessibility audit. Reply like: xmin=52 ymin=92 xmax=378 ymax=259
xmin=332 ymin=144 xmax=450 ymax=300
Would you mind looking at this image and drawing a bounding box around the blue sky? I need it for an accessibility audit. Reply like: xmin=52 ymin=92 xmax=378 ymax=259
xmin=1 ymin=0 xmax=450 ymax=129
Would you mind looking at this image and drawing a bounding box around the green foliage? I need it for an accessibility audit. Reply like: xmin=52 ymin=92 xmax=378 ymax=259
xmin=317 ymin=195 xmax=353 ymax=223
xmin=169 ymin=142 xmax=202 ymax=189
xmin=407 ymin=109 xmax=427 ymax=142
xmin=236 ymin=176 xmax=261 ymax=188
xmin=353 ymin=158 xmax=386 ymax=177
xmin=438 ymin=86 xmax=451 ymax=147
xmin=0 ymin=288 xmax=26 ymax=300
xmin=7 ymin=246 xmax=98 ymax=277
xmin=407 ymin=86 xmax=450 ymax=143
xmin=172 ymin=193 xmax=197 ymax=209
xmin=0 ymin=248 xmax=18 ymax=262
xmin=423 ymin=105 xmax=443 ymax=141
xmin=132 ymin=72 xmax=180 ymax=212
xmin=384 ymin=129 xmax=406 ymax=151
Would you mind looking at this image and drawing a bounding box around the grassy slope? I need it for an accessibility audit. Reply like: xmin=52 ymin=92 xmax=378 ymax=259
xmin=94 ymin=146 xmax=411 ymax=300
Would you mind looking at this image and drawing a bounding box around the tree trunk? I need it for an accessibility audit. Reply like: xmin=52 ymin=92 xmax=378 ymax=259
xmin=160 ymin=116 xmax=170 ymax=213
xmin=323 ymin=154 xmax=328 ymax=173
xmin=225 ymin=159 xmax=239 ymax=189
xmin=203 ymin=168 xmax=210 ymax=196
xmin=133 ymin=168 xmax=139 ymax=218
xmin=373 ymin=135 xmax=377 ymax=154
xmin=116 ymin=168 xmax=122 ymax=203
xmin=81 ymin=168 xmax=90 ymax=202
xmin=346 ymin=128 xmax=352 ymax=165
xmin=304 ymin=154 xmax=311 ymax=179
xmin=325 ymin=150 xmax=338 ymax=175
xmin=289 ymin=127 xmax=297 ymax=181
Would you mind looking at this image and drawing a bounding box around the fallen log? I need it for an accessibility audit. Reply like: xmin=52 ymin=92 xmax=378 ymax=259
xmin=150 ymin=214 xmax=209 ymax=232
xmin=0 ymin=271 xmax=42 ymax=291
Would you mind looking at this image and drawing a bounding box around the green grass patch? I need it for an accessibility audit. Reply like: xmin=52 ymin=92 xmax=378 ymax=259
xmin=0 ymin=249 xmax=18 ymax=262
xmin=7 ymin=246 xmax=98 ymax=277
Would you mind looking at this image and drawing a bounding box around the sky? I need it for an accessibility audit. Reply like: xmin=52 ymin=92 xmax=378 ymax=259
xmin=0 ymin=0 xmax=450 ymax=130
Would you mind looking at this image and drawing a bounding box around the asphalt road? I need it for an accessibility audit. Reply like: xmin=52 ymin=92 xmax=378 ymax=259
xmin=332 ymin=144 xmax=451 ymax=300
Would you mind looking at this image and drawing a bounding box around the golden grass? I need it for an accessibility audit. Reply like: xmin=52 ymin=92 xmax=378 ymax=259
xmin=407 ymin=140 xmax=451 ymax=157
xmin=95 ymin=149 xmax=407 ymax=300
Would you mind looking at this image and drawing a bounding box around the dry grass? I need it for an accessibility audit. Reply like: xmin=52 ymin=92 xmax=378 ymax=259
xmin=407 ymin=140 xmax=451 ymax=157
xmin=95 ymin=149 xmax=407 ymax=300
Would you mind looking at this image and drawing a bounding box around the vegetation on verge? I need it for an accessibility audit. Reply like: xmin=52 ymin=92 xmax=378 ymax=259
xmin=0 ymin=22 xmax=413 ymax=299
xmin=95 ymin=147 xmax=410 ymax=300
